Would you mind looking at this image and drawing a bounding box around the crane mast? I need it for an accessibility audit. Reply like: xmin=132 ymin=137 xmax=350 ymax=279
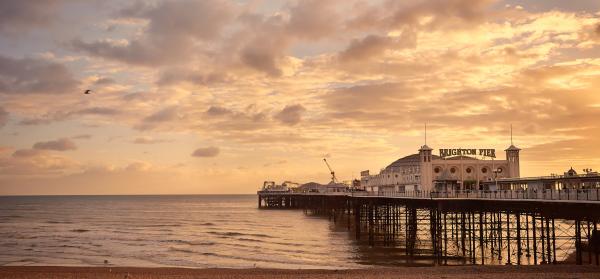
xmin=323 ymin=158 xmax=337 ymax=184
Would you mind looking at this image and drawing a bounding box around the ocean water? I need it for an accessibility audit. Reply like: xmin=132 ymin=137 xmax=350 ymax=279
xmin=0 ymin=195 xmax=364 ymax=269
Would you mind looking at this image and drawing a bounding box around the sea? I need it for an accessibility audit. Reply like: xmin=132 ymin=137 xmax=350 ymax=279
xmin=0 ymin=195 xmax=377 ymax=269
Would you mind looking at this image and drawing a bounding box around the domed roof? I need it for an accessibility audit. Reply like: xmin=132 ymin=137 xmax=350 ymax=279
xmin=385 ymin=153 xmax=440 ymax=169
xmin=566 ymin=167 xmax=577 ymax=177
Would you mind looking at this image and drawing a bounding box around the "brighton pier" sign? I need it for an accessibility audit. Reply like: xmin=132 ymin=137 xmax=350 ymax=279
xmin=439 ymin=148 xmax=496 ymax=158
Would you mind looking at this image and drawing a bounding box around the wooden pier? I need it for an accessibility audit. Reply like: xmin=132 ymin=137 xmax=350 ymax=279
xmin=258 ymin=190 xmax=600 ymax=266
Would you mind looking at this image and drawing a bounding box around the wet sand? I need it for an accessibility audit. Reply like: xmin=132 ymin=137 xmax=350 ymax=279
xmin=1 ymin=265 xmax=599 ymax=279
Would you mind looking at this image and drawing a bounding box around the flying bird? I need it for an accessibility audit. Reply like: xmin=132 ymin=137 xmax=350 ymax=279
xmin=84 ymin=90 xmax=92 ymax=94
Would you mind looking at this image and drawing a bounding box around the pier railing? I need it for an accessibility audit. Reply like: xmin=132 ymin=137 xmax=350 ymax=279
xmin=261 ymin=188 xmax=600 ymax=202
xmin=351 ymin=188 xmax=600 ymax=202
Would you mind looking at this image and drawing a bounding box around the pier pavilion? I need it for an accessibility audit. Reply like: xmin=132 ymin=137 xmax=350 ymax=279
xmin=361 ymin=144 xmax=520 ymax=193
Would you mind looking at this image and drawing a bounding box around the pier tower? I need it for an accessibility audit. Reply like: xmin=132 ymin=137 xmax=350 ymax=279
xmin=505 ymin=145 xmax=520 ymax=178
xmin=419 ymin=144 xmax=433 ymax=191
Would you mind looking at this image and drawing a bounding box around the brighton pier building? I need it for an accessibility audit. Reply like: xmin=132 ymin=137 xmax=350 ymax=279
xmin=360 ymin=144 xmax=521 ymax=193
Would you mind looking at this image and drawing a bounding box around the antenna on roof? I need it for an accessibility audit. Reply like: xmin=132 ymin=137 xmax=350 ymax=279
xmin=424 ymin=122 xmax=427 ymax=145
xmin=510 ymin=124 xmax=513 ymax=145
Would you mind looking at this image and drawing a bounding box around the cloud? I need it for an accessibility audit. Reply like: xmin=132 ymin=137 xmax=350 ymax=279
xmin=132 ymin=137 xmax=170 ymax=144
xmin=338 ymin=31 xmax=417 ymax=62
xmin=239 ymin=35 xmax=288 ymax=77
xmin=273 ymin=104 xmax=306 ymax=125
xmin=74 ymin=107 xmax=120 ymax=116
xmin=71 ymin=0 xmax=235 ymax=66
xmin=12 ymin=149 xmax=44 ymax=158
xmin=191 ymin=146 xmax=220 ymax=157
xmin=286 ymin=0 xmax=340 ymax=40
xmin=72 ymin=134 xmax=92 ymax=140
xmin=157 ymin=70 xmax=229 ymax=86
xmin=0 ymin=55 xmax=79 ymax=95
xmin=339 ymin=35 xmax=396 ymax=62
xmin=2 ymin=148 xmax=79 ymax=176
xmin=135 ymin=106 xmax=180 ymax=130
xmin=0 ymin=1 xmax=63 ymax=35
xmin=143 ymin=106 xmax=179 ymax=123
xmin=16 ymin=107 xmax=119 ymax=126
xmin=205 ymin=106 xmax=232 ymax=117
xmin=387 ymin=0 xmax=497 ymax=30
xmin=263 ymin=160 xmax=288 ymax=167
xmin=18 ymin=117 xmax=54 ymax=126
xmin=94 ymin=77 xmax=116 ymax=85
xmin=33 ymin=138 xmax=77 ymax=151
xmin=0 ymin=107 xmax=8 ymax=128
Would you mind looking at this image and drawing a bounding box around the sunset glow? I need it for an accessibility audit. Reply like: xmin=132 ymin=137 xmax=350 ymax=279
xmin=1 ymin=0 xmax=599 ymax=195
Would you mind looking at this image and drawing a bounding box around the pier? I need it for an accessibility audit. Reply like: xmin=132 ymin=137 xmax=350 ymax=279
xmin=258 ymin=189 xmax=600 ymax=266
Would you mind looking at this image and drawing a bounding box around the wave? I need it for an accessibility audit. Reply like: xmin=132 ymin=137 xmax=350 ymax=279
xmin=71 ymin=229 xmax=90 ymax=233
xmin=159 ymin=239 xmax=216 ymax=246
xmin=237 ymin=238 xmax=264 ymax=243
xmin=169 ymin=247 xmax=195 ymax=254
xmin=138 ymin=224 xmax=182 ymax=228
xmin=46 ymin=221 xmax=73 ymax=224
xmin=207 ymin=231 xmax=273 ymax=239
xmin=0 ymin=215 xmax=24 ymax=218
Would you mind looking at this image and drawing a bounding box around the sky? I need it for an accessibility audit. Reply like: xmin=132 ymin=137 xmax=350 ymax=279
xmin=0 ymin=0 xmax=599 ymax=195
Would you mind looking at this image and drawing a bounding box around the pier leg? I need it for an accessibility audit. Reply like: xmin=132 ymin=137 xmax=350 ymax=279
xmin=490 ymin=212 xmax=495 ymax=259
xmin=546 ymin=217 xmax=551 ymax=264
xmin=430 ymin=209 xmax=437 ymax=264
xmin=471 ymin=213 xmax=476 ymax=264
xmin=532 ymin=214 xmax=538 ymax=265
xmin=405 ymin=207 xmax=409 ymax=256
xmin=407 ymin=207 xmax=417 ymax=257
xmin=354 ymin=203 xmax=361 ymax=240
xmin=479 ymin=212 xmax=485 ymax=265
xmin=368 ymin=204 xmax=374 ymax=246
xmin=576 ymin=219 xmax=583 ymax=265
xmin=552 ymin=218 xmax=557 ymax=264
xmin=506 ymin=212 xmax=511 ymax=265
xmin=595 ymin=222 xmax=599 ymax=266
xmin=516 ymin=212 xmax=521 ymax=265
xmin=594 ymin=221 xmax=600 ymax=265
xmin=498 ymin=212 xmax=502 ymax=261
xmin=588 ymin=221 xmax=592 ymax=264
xmin=444 ymin=212 xmax=448 ymax=265
xmin=525 ymin=214 xmax=531 ymax=258
xmin=541 ymin=216 xmax=546 ymax=264
xmin=461 ymin=212 xmax=466 ymax=257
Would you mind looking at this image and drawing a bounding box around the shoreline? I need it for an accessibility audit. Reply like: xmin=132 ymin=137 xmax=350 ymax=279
xmin=1 ymin=265 xmax=600 ymax=279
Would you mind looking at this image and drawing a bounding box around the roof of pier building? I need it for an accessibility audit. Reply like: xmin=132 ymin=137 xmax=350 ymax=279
xmin=505 ymin=144 xmax=521 ymax=151
xmin=385 ymin=153 xmax=441 ymax=170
